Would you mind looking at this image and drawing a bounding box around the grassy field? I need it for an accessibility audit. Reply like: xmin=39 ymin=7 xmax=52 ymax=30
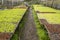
xmin=0 ymin=8 xmax=27 ymax=33
xmin=33 ymin=5 xmax=60 ymax=24
xmin=37 ymin=13 xmax=60 ymax=24
xmin=33 ymin=5 xmax=60 ymax=13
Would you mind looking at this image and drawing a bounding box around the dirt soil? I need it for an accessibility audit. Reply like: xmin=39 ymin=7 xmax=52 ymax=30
xmin=20 ymin=8 xmax=38 ymax=40
xmin=40 ymin=19 xmax=60 ymax=40
xmin=40 ymin=19 xmax=60 ymax=34
xmin=0 ymin=33 xmax=12 ymax=40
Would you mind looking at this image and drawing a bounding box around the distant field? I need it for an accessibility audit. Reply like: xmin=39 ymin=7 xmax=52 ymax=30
xmin=33 ymin=5 xmax=60 ymax=13
xmin=0 ymin=8 xmax=27 ymax=33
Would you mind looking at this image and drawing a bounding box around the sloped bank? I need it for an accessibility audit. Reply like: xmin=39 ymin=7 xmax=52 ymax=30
xmin=32 ymin=6 xmax=50 ymax=40
xmin=10 ymin=7 xmax=29 ymax=40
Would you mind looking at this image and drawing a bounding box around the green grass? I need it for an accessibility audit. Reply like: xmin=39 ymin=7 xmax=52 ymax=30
xmin=32 ymin=8 xmax=50 ymax=40
xmin=33 ymin=5 xmax=60 ymax=13
xmin=0 ymin=8 xmax=27 ymax=33
xmin=37 ymin=13 xmax=60 ymax=24
xmin=10 ymin=29 xmax=19 ymax=40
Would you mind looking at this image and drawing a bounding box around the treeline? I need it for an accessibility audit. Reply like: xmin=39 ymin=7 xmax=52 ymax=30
xmin=31 ymin=0 xmax=60 ymax=9
xmin=40 ymin=0 xmax=60 ymax=9
xmin=0 ymin=0 xmax=60 ymax=9
xmin=27 ymin=0 xmax=60 ymax=9
xmin=0 ymin=0 xmax=23 ymax=9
